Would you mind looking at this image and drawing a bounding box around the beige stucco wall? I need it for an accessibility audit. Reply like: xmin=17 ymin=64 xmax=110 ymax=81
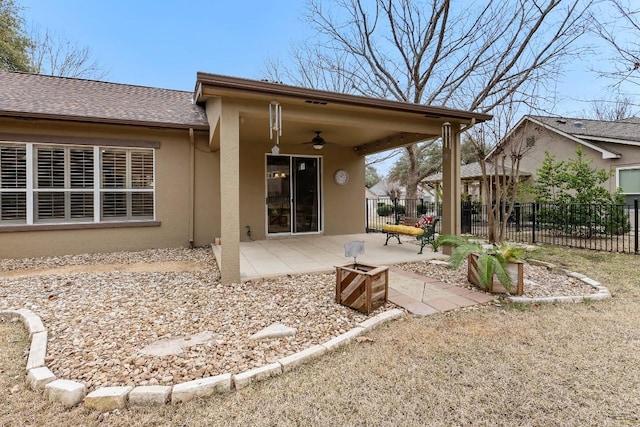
xmin=237 ymin=138 xmax=366 ymax=241
xmin=193 ymin=134 xmax=220 ymax=246
xmin=508 ymin=124 xmax=640 ymax=194
xmin=0 ymin=119 xmax=218 ymax=259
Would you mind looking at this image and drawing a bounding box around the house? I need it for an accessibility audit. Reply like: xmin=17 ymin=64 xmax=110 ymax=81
xmin=493 ymin=115 xmax=640 ymax=204
xmin=368 ymin=178 xmax=434 ymax=201
xmin=0 ymin=70 xmax=490 ymax=283
xmin=424 ymin=161 xmax=532 ymax=202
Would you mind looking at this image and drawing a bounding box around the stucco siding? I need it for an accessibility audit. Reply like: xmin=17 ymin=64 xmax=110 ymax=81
xmin=508 ymin=124 xmax=640 ymax=194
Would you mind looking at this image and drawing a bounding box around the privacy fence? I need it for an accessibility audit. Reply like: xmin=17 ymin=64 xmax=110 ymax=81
xmin=366 ymin=198 xmax=639 ymax=254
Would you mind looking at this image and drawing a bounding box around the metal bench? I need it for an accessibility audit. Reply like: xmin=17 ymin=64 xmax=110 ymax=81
xmin=382 ymin=215 xmax=440 ymax=254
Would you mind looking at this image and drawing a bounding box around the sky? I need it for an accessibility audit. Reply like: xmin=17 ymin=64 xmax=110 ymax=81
xmin=19 ymin=0 xmax=309 ymax=91
xmin=17 ymin=1 xmax=638 ymax=174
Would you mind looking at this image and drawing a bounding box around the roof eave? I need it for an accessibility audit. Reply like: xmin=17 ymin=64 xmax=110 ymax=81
xmin=195 ymin=72 xmax=492 ymax=123
xmin=0 ymin=110 xmax=209 ymax=131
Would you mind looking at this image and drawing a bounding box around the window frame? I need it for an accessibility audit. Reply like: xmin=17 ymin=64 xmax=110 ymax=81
xmin=616 ymin=165 xmax=640 ymax=195
xmin=0 ymin=140 xmax=157 ymax=229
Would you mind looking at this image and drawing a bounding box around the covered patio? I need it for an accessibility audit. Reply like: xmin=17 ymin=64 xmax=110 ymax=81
xmin=211 ymin=233 xmax=495 ymax=315
xmin=195 ymin=74 xmax=492 ymax=284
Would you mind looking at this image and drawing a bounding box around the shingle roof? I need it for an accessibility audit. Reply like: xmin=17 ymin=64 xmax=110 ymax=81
xmin=531 ymin=115 xmax=640 ymax=143
xmin=0 ymin=71 xmax=208 ymax=129
xmin=424 ymin=161 xmax=532 ymax=182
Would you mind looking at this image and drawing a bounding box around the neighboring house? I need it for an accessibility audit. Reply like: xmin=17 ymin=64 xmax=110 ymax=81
xmin=0 ymin=71 xmax=490 ymax=283
xmin=364 ymin=186 xmax=377 ymax=200
xmin=424 ymin=161 xmax=532 ymax=202
xmin=493 ymin=115 xmax=640 ymax=204
xmin=368 ymin=178 xmax=434 ymax=201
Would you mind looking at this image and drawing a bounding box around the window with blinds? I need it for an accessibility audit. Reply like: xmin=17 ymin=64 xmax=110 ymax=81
xmin=0 ymin=142 xmax=155 ymax=226
xmin=34 ymin=146 xmax=94 ymax=222
xmin=101 ymin=148 xmax=154 ymax=220
xmin=0 ymin=145 xmax=27 ymax=222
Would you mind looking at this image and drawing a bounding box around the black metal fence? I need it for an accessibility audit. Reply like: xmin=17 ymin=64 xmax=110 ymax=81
xmin=366 ymin=198 xmax=640 ymax=254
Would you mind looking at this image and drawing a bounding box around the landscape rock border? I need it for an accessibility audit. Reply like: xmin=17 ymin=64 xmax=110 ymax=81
xmin=507 ymin=259 xmax=611 ymax=304
xmin=0 ymin=307 xmax=404 ymax=411
xmin=0 ymin=262 xmax=611 ymax=412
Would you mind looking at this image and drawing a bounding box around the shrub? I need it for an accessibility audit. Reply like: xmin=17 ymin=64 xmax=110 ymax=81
xmin=377 ymin=204 xmax=393 ymax=216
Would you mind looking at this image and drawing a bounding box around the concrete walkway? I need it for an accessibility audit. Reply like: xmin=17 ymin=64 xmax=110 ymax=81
xmin=212 ymin=233 xmax=494 ymax=315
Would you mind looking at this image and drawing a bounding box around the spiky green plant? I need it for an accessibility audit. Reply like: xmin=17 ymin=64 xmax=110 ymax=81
xmin=432 ymin=234 xmax=526 ymax=292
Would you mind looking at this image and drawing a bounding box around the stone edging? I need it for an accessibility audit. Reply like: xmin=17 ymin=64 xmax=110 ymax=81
xmin=507 ymin=259 xmax=611 ymax=304
xmin=0 ymin=307 xmax=404 ymax=411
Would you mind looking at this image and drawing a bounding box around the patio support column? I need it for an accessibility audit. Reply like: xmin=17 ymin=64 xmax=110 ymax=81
xmin=219 ymin=102 xmax=241 ymax=284
xmin=441 ymin=122 xmax=461 ymax=243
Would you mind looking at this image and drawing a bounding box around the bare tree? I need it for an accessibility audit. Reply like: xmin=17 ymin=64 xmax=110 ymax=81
xmin=589 ymin=96 xmax=637 ymax=120
xmin=269 ymin=0 xmax=592 ymax=199
xmin=472 ymin=103 xmax=538 ymax=242
xmin=28 ymin=27 xmax=106 ymax=79
xmin=591 ymin=0 xmax=640 ymax=87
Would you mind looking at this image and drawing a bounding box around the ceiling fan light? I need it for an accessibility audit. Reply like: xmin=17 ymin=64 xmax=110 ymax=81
xmin=312 ymin=143 xmax=324 ymax=150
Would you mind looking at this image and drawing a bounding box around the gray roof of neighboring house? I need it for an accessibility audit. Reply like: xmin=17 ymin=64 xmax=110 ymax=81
xmin=424 ymin=161 xmax=532 ymax=182
xmin=0 ymin=71 xmax=208 ymax=129
xmin=531 ymin=115 xmax=640 ymax=143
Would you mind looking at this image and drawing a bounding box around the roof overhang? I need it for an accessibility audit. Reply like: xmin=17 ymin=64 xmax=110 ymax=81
xmin=195 ymin=72 xmax=491 ymax=123
xmin=194 ymin=73 xmax=492 ymax=155
xmin=490 ymin=116 xmax=621 ymax=160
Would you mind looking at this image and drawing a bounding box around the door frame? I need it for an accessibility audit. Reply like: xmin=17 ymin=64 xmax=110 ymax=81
xmin=265 ymin=154 xmax=323 ymax=236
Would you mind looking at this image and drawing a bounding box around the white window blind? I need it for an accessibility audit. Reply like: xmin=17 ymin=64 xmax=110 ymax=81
xmin=0 ymin=145 xmax=27 ymax=222
xmin=101 ymin=148 xmax=154 ymax=220
xmin=0 ymin=142 xmax=154 ymax=226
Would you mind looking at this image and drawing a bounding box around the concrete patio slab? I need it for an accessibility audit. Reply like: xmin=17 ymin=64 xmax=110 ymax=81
xmin=212 ymin=233 xmax=493 ymax=316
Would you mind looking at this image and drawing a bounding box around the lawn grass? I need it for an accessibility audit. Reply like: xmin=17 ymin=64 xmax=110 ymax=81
xmin=1 ymin=245 xmax=639 ymax=426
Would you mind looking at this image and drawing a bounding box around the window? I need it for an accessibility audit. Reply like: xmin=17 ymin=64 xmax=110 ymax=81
xmin=34 ymin=146 xmax=94 ymax=222
xmin=101 ymin=149 xmax=154 ymax=220
xmin=0 ymin=145 xmax=27 ymax=222
xmin=0 ymin=142 xmax=155 ymax=227
xmin=617 ymin=166 xmax=640 ymax=204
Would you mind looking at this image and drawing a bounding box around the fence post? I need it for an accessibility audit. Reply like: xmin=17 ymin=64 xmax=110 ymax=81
xmin=393 ymin=198 xmax=399 ymax=224
xmin=366 ymin=198 xmax=370 ymax=232
xmin=635 ymin=199 xmax=638 ymax=254
xmin=531 ymin=202 xmax=537 ymax=244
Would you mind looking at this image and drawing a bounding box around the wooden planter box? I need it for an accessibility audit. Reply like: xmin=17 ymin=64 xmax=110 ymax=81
xmin=335 ymin=263 xmax=389 ymax=314
xmin=467 ymin=253 xmax=524 ymax=296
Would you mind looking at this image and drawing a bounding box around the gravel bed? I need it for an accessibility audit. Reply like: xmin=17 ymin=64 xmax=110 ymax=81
xmin=0 ymin=247 xmax=599 ymax=392
xmin=396 ymin=259 xmax=600 ymax=298
xmin=0 ymin=247 xmax=389 ymax=391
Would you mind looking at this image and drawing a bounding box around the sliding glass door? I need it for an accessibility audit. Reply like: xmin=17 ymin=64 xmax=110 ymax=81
xmin=266 ymin=155 xmax=321 ymax=235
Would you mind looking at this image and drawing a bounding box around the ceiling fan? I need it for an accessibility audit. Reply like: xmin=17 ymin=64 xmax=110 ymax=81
xmin=303 ymin=131 xmax=331 ymax=150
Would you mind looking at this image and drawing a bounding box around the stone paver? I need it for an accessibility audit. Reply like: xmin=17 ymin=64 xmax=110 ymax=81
xmin=233 ymin=363 xmax=282 ymax=390
xmin=171 ymin=373 xmax=232 ymax=404
xmin=249 ymin=323 xmax=297 ymax=340
xmin=25 ymin=331 xmax=47 ymax=372
xmin=27 ymin=367 xmax=56 ymax=390
xmin=321 ymin=327 xmax=365 ymax=351
xmin=129 ymin=385 xmax=172 ymax=406
xmin=84 ymin=386 xmax=133 ymax=412
xmin=45 ymin=379 xmax=86 ymax=407
xmin=278 ymin=345 xmax=327 ymax=372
